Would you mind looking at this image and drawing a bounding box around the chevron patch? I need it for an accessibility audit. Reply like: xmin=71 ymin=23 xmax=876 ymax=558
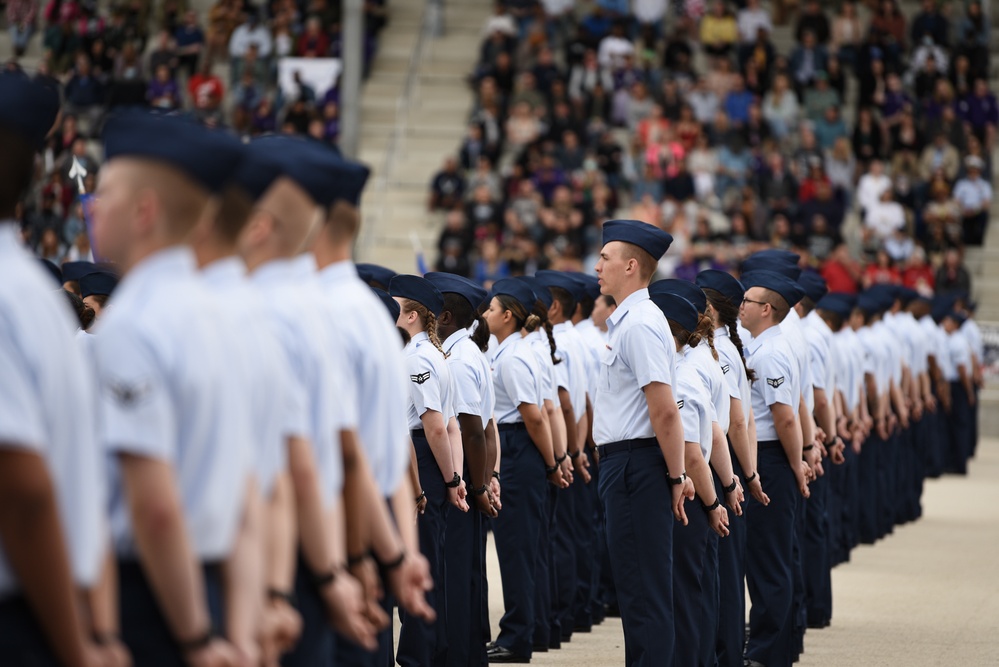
xmin=767 ymin=376 xmax=785 ymax=388
xmin=721 ymin=363 xmax=731 ymax=374
xmin=410 ymin=372 xmax=431 ymax=385
xmin=676 ymin=399 xmax=685 ymax=409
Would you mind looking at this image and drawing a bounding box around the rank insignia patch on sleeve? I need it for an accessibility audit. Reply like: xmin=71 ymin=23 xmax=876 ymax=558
xmin=410 ymin=372 xmax=431 ymax=385
xmin=766 ymin=376 xmax=785 ymax=388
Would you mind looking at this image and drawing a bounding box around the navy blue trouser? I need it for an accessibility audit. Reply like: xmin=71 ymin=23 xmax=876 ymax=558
xmin=672 ymin=495 xmax=711 ymax=667
xmin=843 ymin=440 xmax=861 ymax=553
xmin=746 ymin=442 xmax=797 ymax=667
xmin=572 ymin=450 xmax=599 ymax=630
xmin=445 ymin=476 xmax=487 ymax=667
xmin=493 ymin=425 xmax=546 ymax=658
xmin=948 ymin=382 xmax=973 ymax=474
xmin=857 ymin=435 xmax=880 ymax=544
xmin=827 ymin=448 xmax=846 ymax=567
xmin=716 ymin=448 xmax=748 ymax=667
xmin=0 ymin=594 xmax=63 ymax=665
xmin=804 ymin=471 xmax=832 ymax=627
xmin=553 ymin=473 xmax=578 ymax=641
xmin=791 ymin=488 xmax=806 ymax=659
xmin=877 ymin=432 xmax=896 ymax=538
xmin=532 ymin=485 xmax=557 ymax=648
xmin=398 ymin=433 xmax=448 ymax=667
xmin=598 ymin=440 xmax=675 ymax=667
xmin=283 ymin=553 xmax=334 ymax=667
xmin=120 ymin=560 xmax=225 ymax=667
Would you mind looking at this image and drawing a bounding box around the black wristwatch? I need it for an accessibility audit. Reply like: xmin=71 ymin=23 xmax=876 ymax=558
xmin=556 ymin=451 xmax=568 ymax=464
xmin=472 ymin=484 xmax=489 ymax=496
xmin=701 ymin=498 xmax=721 ymax=513
xmin=569 ymin=449 xmax=583 ymax=459
xmin=745 ymin=471 xmax=758 ymax=483
xmin=723 ymin=477 xmax=738 ymax=494
xmin=178 ymin=627 xmax=215 ymax=654
xmin=491 ymin=470 xmax=501 ymax=481
xmin=445 ymin=472 xmax=461 ymax=488
xmin=667 ymin=471 xmax=687 ymax=486
xmin=545 ymin=462 xmax=560 ymax=476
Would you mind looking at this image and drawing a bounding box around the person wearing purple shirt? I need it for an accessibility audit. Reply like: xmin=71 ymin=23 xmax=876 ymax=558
xmin=147 ymin=64 xmax=180 ymax=109
xmin=956 ymin=78 xmax=998 ymax=147
xmin=531 ymin=155 xmax=568 ymax=203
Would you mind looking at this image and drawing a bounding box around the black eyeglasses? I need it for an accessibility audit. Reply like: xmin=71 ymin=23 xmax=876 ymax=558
xmin=742 ymin=297 xmax=768 ymax=307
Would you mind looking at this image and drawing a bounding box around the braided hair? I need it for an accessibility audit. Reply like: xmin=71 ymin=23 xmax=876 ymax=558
xmin=531 ymin=298 xmax=560 ymax=366
xmin=400 ymin=298 xmax=448 ymax=358
xmin=702 ymin=287 xmax=757 ymax=383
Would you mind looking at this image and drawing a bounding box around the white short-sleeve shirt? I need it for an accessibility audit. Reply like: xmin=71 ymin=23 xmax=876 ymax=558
xmin=318 ymin=261 xmax=411 ymax=494
xmin=688 ymin=342 xmax=729 ymax=435
xmin=94 ymin=247 xmax=249 ymax=561
xmin=491 ymin=334 xmax=543 ymax=424
xmin=676 ymin=347 xmax=716 ymax=459
xmin=0 ymin=224 xmax=106 ymax=594
xmin=593 ymin=289 xmax=677 ymax=445
xmin=553 ymin=321 xmax=589 ymax=422
xmin=714 ymin=327 xmax=753 ymax=425
xmin=404 ymin=332 xmax=454 ymax=430
xmin=746 ymin=324 xmax=800 ymax=442
xmin=444 ymin=328 xmax=495 ymax=427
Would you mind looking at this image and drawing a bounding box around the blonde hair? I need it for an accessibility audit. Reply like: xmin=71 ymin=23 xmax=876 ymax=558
xmin=400 ymin=298 xmax=448 ymax=358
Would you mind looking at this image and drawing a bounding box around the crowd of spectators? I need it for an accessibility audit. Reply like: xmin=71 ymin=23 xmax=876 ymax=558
xmin=428 ymin=0 xmax=995 ymax=299
xmin=5 ymin=0 xmax=387 ymax=261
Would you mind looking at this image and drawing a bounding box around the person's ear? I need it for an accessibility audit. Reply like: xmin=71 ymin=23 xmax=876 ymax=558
xmin=439 ymin=310 xmax=453 ymax=327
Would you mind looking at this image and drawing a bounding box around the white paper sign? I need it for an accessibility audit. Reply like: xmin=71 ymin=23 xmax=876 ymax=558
xmin=277 ymin=57 xmax=342 ymax=100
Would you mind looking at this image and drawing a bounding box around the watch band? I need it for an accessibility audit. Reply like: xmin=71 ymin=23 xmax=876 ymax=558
xmin=701 ymin=498 xmax=721 ymax=513
xmin=445 ymin=472 xmax=461 ymax=488
xmin=667 ymin=471 xmax=687 ymax=486
xmin=723 ymin=478 xmax=738 ymax=494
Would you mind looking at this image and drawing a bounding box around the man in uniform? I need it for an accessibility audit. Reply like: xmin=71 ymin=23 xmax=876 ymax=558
xmin=739 ymin=270 xmax=810 ymax=667
xmin=593 ymin=219 xmax=695 ymax=667
xmin=0 ymin=70 xmax=110 ymax=667
xmin=93 ymin=109 xmax=249 ymax=666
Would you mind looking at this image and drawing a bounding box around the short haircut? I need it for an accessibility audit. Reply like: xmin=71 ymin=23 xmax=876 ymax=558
xmin=621 ymin=244 xmax=658 ymax=282
xmin=760 ymin=288 xmax=790 ymax=322
xmin=214 ymin=184 xmax=254 ymax=243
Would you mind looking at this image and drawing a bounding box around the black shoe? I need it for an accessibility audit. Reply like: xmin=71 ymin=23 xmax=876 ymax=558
xmin=573 ymin=624 xmax=592 ymax=633
xmin=560 ymin=632 xmax=572 ymax=643
xmin=548 ymin=639 xmax=561 ymax=650
xmin=530 ymin=643 xmax=548 ymax=653
xmin=486 ymin=642 xmax=499 ymax=652
xmin=487 ymin=646 xmax=530 ymax=663
xmin=605 ymin=604 xmax=621 ymax=618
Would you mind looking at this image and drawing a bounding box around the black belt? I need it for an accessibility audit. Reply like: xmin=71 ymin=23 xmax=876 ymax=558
xmin=411 ymin=428 xmax=426 ymax=439
xmin=758 ymin=439 xmax=782 ymax=450
xmin=596 ymin=436 xmax=658 ymax=458
xmin=498 ymin=422 xmax=527 ymax=433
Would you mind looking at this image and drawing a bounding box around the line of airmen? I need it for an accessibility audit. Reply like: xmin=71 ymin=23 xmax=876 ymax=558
xmin=0 ymin=71 xmax=984 ymax=667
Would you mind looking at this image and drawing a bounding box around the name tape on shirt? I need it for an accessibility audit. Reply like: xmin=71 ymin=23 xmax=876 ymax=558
xmin=107 ymin=379 xmax=152 ymax=407
xmin=410 ymin=371 xmax=431 ymax=385
xmin=676 ymin=399 xmax=685 ymax=409
xmin=767 ymin=376 xmax=785 ymax=389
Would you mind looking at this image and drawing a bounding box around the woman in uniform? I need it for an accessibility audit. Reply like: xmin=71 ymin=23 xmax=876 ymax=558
xmin=696 ymin=269 xmax=767 ymax=667
xmin=390 ymin=274 xmax=468 ymax=667
xmin=484 ymin=278 xmax=567 ymax=664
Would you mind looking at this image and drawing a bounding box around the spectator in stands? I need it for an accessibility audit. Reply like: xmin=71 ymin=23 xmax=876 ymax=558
xmin=863 ymin=248 xmax=902 ymax=287
xmin=803 ymin=72 xmax=838 ymax=123
xmin=857 ymin=159 xmax=892 ymax=217
xmin=429 ymin=157 xmax=467 ymax=212
xmin=814 ymin=105 xmax=847 ymax=150
xmin=229 ymin=11 xmax=273 ymax=81
xmin=919 ymin=132 xmax=961 ymax=184
xmin=64 ymin=54 xmax=105 ymax=126
xmin=795 ymin=0 xmax=831 ymax=45
xmin=902 ymin=246 xmax=935 ymax=294
xmin=924 ymin=178 xmax=963 ymax=245
xmin=175 ymin=10 xmax=205 ymax=78
xmin=737 ymin=0 xmax=772 ymax=45
xmin=7 ymin=0 xmax=38 ymax=58
xmin=953 ymin=156 xmax=993 ymax=246
xmin=762 ymin=73 xmax=800 ymax=141
xmin=957 ymin=78 xmax=998 ymax=150
xmin=700 ymin=0 xmax=738 ymax=60
xmin=935 ymin=248 xmax=972 ymax=295
xmin=957 ymin=1 xmax=989 ymax=78
xmin=911 ymin=0 xmax=949 ymax=49
xmin=147 ymin=64 xmax=181 ymax=110
xmin=297 ymin=17 xmax=330 ymax=58
xmin=188 ymin=58 xmax=225 ymax=120
xmin=149 ymin=30 xmax=178 ymax=78
xmin=830 ymin=1 xmax=862 ymax=67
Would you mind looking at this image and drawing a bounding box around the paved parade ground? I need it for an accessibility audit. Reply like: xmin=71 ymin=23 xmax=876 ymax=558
xmin=478 ymin=436 xmax=999 ymax=666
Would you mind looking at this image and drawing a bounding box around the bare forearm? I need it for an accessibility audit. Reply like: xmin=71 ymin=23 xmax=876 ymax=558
xmin=684 ymin=441 xmax=716 ymax=506
xmin=545 ymin=399 xmax=567 ymax=458
xmin=485 ymin=419 xmax=500 ymax=474
xmin=458 ymin=414 xmax=489 ymax=490
xmin=799 ymin=395 xmax=815 ymax=445
xmin=728 ymin=398 xmax=755 ymax=475
xmin=341 ymin=431 xmax=405 ymax=563
xmin=0 ymin=452 xmax=91 ymax=667
xmin=390 ymin=475 xmax=419 ymax=553
xmin=264 ymin=473 xmax=297 ymax=592
xmin=558 ymin=389 xmax=576 ymax=459
xmin=447 ymin=417 xmax=464 ymax=478
xmin=87 ymin=546 xmax=119 ymax=637
xmin=223 ymin=477 xmax=265 ymax=651
xmin=287 ymin=438 xmax=335 ymax=576
xmin=772 ymin=404 xmax=804 ymax=467
xmin=814 ymin=387 xmax=835 ymax=441
xmin=122 ymin=456 xmax=211 ymax=641
xmin=521 ymin=404 xmax=556 ymax=467
xmin=709 ymin=422 xmax=735 ymax=484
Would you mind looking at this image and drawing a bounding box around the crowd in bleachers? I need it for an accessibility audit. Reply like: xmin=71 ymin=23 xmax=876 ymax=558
xmin=429 ymin=0 xmax=995 ymax=298
xmin=4 ymin=0 xmax=387 ymax=261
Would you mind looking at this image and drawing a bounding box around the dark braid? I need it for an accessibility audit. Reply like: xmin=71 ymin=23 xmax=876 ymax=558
xmin=531 ymin=299 xmax=560 ymax=366
xmin=703 ymin=287 xmax=757 ymax=383
xmin=693 ymin=313 xmax=718 ymax=361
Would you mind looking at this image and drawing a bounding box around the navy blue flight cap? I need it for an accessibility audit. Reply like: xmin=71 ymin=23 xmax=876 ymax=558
xmin=896 ymin=287 xmax=919 ymax=306
xmin=797 ymin=271 xmax=828 ymax=303
xmin=80 ymin=271 xmax=118 ymax=299
xmin=355 ymin=263 xmax=397 ymax=289
xmin=517 ymin=276 xmax=552 ymax=310
xmin=741 ymin=270 xmax=805 ymax=307
xmin=856 ymin=292 xmax=884 ymax=316
xmin=696 ymin=269 xmax=745 ymax=306
xmin=231 ymin=144 xmax=284 ymax=201
xmin=247 ymin=135 xmax=339 ymax=207
xmin=103 ymin=110 xmax=245 ymax=194
xmin=0 ymin=71 xmax=60 ymax=147
xmin=567 ymin=272 xmax=601 ymax=301
xmin=389 ymin=274 xmax=444 ymax=318
xmin=649 ymin=292 xmax=699 ymax=333
xmin=490 ymin=277 xmax=538 ymax=314
xmin=61 ymin=261 xmax=96 ymax=282
xmin=601 ymin=219 xmax=673 ymax=260
xmin=815 ymin=293 xmax=853 ymax=319
xmin=296 ymin=140 xmax=371 ymax=207
xmin=947 ymin=310 xmax=968 ymax=325
xmin=371 ymin=288 xmax=400 ymax=323
xmin=38 ymin=259 xmax=62 ymax=286
xmin=424 ymin=272 xmax=487 ymax=311
xmin=536 ymin=270 xmax=583 ymax=305
xmin=742 ymin=250 xmax=802 ymax=280
xmin=650 ymin=278 xmax=707 ymax=314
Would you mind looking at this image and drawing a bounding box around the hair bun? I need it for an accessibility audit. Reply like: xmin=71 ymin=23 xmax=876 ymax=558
xmin=524 ymin=313 xmax=542 ymax=332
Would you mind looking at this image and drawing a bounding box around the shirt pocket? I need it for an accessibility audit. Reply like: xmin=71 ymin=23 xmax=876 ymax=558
xmin=600 ymin=348 xmax=620 ymax=393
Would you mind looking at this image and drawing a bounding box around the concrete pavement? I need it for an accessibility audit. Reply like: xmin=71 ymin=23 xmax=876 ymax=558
xmin=478 ymin=437 xmax=999 ymax=665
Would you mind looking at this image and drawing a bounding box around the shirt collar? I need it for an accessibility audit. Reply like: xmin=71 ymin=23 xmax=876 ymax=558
xmin=410 ymin=331 xmax=429 ymax=346
xmin=607 ymin=287 xmax=649 ymax=331
xmin=250 ymin=257 xmax=296 ymax=285
xmin=317 ymin=259 xmax=358 ymax=286
xmin=289 ymin=254 xmax=318 ymax=278
xmin=714 ymin=325 xmax=729 ymax=339
xmin=127 ymin=245 xmax=196 ymax=285
xmin=747 ymin=323 xmax=781 ymax=354
xmin=443 ymin=328 xmax=469 ymax=354
xmin=201 ymin=255 xmax=246 ymax=286
xmin=491 ymin=332 xmax=520 ymax=362
xmin=553 ymin=321 xmax=570 ymax=334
